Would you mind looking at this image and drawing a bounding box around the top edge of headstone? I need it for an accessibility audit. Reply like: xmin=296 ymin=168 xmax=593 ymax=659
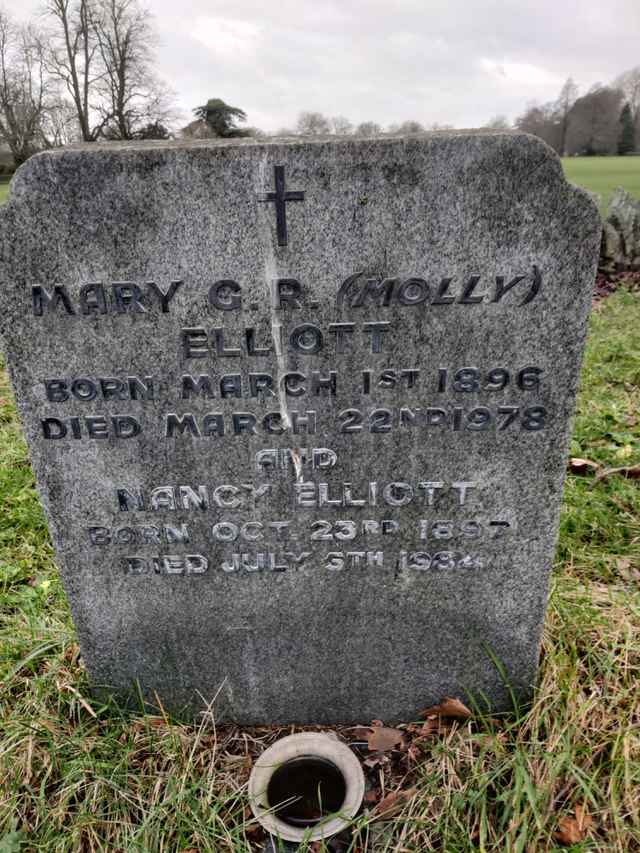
xmin=3 ymin=129 xmax=601 ymax=231
xmin=28 ymin=128 xmax=544 ymax=154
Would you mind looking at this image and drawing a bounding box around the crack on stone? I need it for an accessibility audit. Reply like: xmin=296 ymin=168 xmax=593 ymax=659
xmin=258 ymin=155 xmax=303 ymax=483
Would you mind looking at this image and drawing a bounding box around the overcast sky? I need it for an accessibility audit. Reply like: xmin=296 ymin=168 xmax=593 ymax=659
xmin=4 ymin=0 xmax=640 ymax=132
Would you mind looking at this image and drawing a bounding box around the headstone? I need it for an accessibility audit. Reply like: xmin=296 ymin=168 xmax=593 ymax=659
xmin=0 ymin=134 xmax=601 ymax=723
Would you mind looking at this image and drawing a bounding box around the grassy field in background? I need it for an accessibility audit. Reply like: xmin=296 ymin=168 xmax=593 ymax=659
xmin=0 ymin=287 xmax=639 ymax=851
xmin=0 ymin=176 xmax=10 ymax=205
xmin=562 ymin=156 xmax=640 ymax=213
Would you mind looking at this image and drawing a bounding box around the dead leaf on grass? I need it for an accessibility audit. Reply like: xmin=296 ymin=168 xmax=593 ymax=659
xmin=553 ymin=803 xmax=594 ymax=845
xmin=244 ymin=824 xmax=264 ymax=840
xmin=419 ymin=716 xmax=442 ymax=735
xmin=64 ymin=643 xmax=81 ymax=665
xmin=372 ymin=787 xmax=417 ymax=817
xmin=363 ymin=753 xmax=390 ymax=769
xmin=420 ymin=697 xmax=472 ymax=720
xmin=348 ymin=726 xmax=375 ymax=740
xmin=405 ymin=744 xmax=421 ymax=763
xmin=617 ymin=557 xmax=640 ymax=583
xmin=367 ymin=726 xmax=404 ymax=751
xmin=568 ymin=457 xmax=601 ymax=475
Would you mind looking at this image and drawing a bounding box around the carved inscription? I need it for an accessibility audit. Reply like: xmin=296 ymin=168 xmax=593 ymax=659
xmin=31 ymin=270 xmax=548 ymax=575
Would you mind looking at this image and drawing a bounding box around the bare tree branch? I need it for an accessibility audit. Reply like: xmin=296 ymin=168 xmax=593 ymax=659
xmin=0 ymin=11 xmax=62 ymax=165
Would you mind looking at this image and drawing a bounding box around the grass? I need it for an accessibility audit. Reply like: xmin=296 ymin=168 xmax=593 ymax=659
xmin=562 ymin=156 xmax=640 ymax=213
xmin=0 ymin=290 xmax=639 ymax=851
xmin=0 ymin=177 xmax=10 ymax=205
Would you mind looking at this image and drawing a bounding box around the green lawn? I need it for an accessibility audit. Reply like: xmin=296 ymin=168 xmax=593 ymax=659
xmin=562 ymin=155 xmax=640 ymax=213
xmin=0 ymin=176 xmax=10 ymax=204
xmin=0 ymin=288 xmax=639 ymax=851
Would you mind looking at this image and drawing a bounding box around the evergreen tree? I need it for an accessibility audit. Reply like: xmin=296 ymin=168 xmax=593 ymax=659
xmin=618 ymin=102 xmax=636 ymax=154
xmin=193 ymin=99 xmax=249 ymax=138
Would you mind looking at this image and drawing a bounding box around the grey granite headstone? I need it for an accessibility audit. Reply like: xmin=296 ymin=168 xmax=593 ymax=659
xmin=0 ymin=133 xmax=601 ymax=723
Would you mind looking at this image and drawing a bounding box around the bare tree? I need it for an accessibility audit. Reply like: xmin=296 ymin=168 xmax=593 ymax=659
xmin=296 ymin=111 xmax=331 ymax=135
xmin=92 ymin=0 xmax=174 ymax=139
xmin=40 ymin=96 xmax=80 ymax=146
xmin=555 ymin=77 xmax=578 ymax=155
xmin=330 ymin=115 xmax=352 ymax=135
xmin=614 ymin=66 xmax=640 ymax=141
xmin=44 ymin=0 xmax=101 ymax=141
xmin=566 ymin=85 xmax=624 ymax=155
xmin=395 ymin=119 xmax=424 ymax=134
xmin=354 ymin=121 xmax=381 ymax=136
xmin=0 ymin=14 xmax=55 ymax=165
xmin=614 ymin=67 xmax=640 ymax=121
xmin=515 ymin=102 xmax=561 ymax=151
xmin=44 ymin=0 xmax=174 ymax=141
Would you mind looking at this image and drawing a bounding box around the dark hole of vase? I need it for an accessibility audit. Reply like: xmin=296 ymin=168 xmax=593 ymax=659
xmin=266 ymin=755 xmax=347 ymax=828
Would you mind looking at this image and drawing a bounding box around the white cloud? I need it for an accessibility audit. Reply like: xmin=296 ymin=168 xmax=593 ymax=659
xmin=479 ymin=59 xmax=563 ymax=89
xmin=190 ymin=16 xmax=262 ymax=62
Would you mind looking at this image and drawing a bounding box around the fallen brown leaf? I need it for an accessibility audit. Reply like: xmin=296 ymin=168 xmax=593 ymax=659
xmin=372 ymin=787 xmax=417 ymax=817
xmin=405 ymin=744 xmax=420 ymax=763
xmin=553 ymin=803 xmax=594 ymax=845
xmin=617 ymin=557 xmax=640 ymax=583
xmin=420 ymin=697 xmax=472 ymax=720
xmin=569 ymin=457 xmax=601 ymax=475
xmin=364 ymin=789 xmax=379 ymax=804
xmin=363 ymin=753 xmax=389 ymax=769
xmin=419 ymin=717 xmax=442 ymax=735
xmin=243 ymin=824 xmax=264 ymax=839
xmin=367 ymin=726 xmax=404 ymax=751
xmin=348 ymin=726 xmax=374 ymax=740
xmin=64 ymin=643 xmax=81 ymax=664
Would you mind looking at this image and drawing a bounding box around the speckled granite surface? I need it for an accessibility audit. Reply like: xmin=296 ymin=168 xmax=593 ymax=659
xmin=0 ymin=133 xmax=601 ymax=722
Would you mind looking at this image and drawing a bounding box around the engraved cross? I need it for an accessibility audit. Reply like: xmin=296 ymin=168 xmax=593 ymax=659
xmin=258 ymin=165 xmax=305 ymax=247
